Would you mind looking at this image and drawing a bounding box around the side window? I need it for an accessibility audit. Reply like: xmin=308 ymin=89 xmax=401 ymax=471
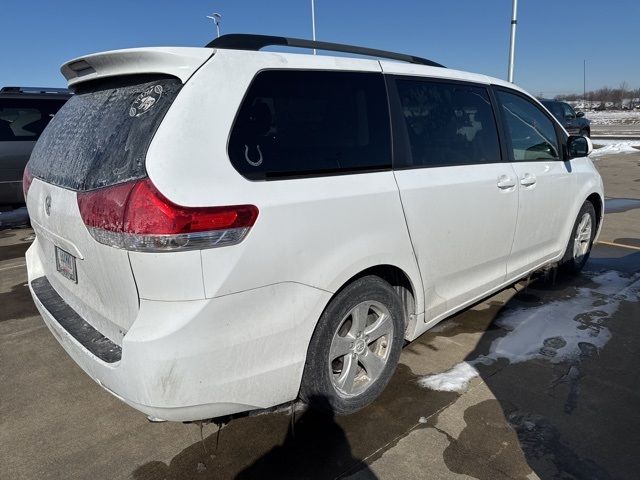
xmin=395 ymin=80 xmax=501 ymax=167
xmin=562 ymin=103 xmax=576 ymax=119
xmin=497 ymin=91 xmax=560 ymax=161
xmin=543 ymin=101 xmax=563 ymax=120
xmin=228 ymin=70 xmax=391 ymax=180
xmin=0 ymin=99 xmax=66 ymax=142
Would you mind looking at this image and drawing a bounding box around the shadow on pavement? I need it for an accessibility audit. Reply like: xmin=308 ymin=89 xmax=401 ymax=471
xmin=442 ymin=249 xmax=640 ymax=479
xmin=132 ymin=367 xmax=457 ymax=480
xmin=235 ymin=396 xmax=374 ymax=480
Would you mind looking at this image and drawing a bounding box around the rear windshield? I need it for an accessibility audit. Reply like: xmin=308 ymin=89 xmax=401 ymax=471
xmin=28 ymin=76 xmax=181 ymax=191
xmin=0 ymin=98 xmax=67 ymax=142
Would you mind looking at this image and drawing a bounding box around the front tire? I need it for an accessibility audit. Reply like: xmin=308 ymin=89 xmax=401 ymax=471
xmin=560 ymin=201 xmax=596 ymax=273
xmin=300 ymin=276 xmax=405 ymax=415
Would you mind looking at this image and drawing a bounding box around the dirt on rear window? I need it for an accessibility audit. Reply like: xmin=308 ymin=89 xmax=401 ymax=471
xmin=28 ymin=75 xmax=181 ymax=191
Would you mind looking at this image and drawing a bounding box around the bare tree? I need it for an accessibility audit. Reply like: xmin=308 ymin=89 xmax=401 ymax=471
xmin=555 ymin=83 xmax=638 ymax=109
xmin=617 ymin=81 xmax=628 ymax=108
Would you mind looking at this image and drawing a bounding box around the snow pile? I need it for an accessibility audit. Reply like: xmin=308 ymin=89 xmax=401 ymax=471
xmin=590 ymin=140 xmax=640 ymax=157
xmin=419 ymin=271 xmax=640 ymax=393
xmin=587 ymin=110 xmax=640 ymax=125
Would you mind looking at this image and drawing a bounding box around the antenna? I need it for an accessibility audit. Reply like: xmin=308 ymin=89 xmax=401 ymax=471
xmin=206 ymin=13 xmax=222 ymax=38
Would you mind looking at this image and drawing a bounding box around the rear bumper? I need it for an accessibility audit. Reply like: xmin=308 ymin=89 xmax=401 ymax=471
xmin=31 ymin=276 xmax=122 ymax=362
xmin=27 ymin=245 xmax=331 ymax=422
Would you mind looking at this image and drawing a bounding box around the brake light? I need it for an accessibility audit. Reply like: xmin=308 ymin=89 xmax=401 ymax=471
xmin=22 ymin=166 xmax=34 ymax=200
xmin=77 ymin=178 xmax=258 ymax=252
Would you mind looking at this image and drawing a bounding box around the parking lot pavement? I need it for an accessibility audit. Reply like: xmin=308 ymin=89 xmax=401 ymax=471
xmin=592 ymin=124 xmax=640 ymax=138
xmin=1 ymin=151 xmax=639 ymax=480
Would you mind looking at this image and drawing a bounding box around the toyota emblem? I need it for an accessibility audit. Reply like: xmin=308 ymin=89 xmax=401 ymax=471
xmin=44 ymin=195 xmax=51 ymax=216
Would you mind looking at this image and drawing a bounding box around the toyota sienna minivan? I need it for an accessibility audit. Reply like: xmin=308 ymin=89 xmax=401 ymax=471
xmin=24 ymin=34 xmax=603 ymax=422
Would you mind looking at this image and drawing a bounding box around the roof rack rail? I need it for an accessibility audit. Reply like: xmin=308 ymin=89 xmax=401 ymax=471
xmin=1 ymin=86 xmax=71 ymax=95
xmin=206 ymin=34 xmax=445 ymax=68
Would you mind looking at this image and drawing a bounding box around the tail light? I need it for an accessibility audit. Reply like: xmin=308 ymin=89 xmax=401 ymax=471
xmin=77 ymin=178 xmax=258 ymax=252
xmin=22 ymin=166 xmax=34 ymax=200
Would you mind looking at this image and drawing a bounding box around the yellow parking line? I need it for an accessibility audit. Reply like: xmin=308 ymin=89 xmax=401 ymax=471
xmin=596 ymin=240 xmax=640 ymax=251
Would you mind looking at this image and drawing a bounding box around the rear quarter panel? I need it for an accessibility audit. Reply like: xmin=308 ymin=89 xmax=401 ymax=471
xmin=144 ymin=50 xmax=424 ymax=328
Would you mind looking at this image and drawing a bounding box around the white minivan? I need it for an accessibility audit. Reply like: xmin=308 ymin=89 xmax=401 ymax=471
xmin=24 ymin=34 xmax=603 ymax=422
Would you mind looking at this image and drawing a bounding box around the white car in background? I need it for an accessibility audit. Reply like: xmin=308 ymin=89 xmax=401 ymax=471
xmin=24 ymin=34 xmax=603 ymax=422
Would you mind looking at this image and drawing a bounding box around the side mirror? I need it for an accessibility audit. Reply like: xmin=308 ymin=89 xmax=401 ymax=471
xmin=567 ymin=135 xmax=593 ymax=158
xmin=576 ymin=111 xmax=585 ymax=118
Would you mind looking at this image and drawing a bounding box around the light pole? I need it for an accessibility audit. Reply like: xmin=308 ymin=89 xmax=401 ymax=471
xmin=583 ymin=59 xmax=586 ymax=109
xmin=207 ymin=13 xmax=222 ymax=38
xmin=507 ymin=0 xmax=518 ymax=82
xmin=311 ymin=0 xmax=317 ymax=54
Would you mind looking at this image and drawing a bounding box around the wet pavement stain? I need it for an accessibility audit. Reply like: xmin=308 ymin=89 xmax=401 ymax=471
xmin=507 ymin=412 xmax=614 ymax=480
xmin=132 ymin=364 xmax=458 ymax=480
xmin=604 ymin=197 xmax=640 ymax=213
xmin=589 ymin=245 xmax=640 ymax=273
xmin=0 ymin=242 xmax=30 ymax=261
xmin=440 ymin=399 xmax=533 ymax=480
xmin=451 ymin=267 xmax=640 ymax=480
xmin=0 ymin=282 xmax=38 ymax=322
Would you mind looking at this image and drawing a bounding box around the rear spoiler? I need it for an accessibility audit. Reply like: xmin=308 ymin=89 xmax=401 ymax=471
xmin=60 ymin=47 xmax=215 ymax=87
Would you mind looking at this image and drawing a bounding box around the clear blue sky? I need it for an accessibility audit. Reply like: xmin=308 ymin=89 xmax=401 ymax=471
xmin=1 ymin=0 xmax=638 ymax=97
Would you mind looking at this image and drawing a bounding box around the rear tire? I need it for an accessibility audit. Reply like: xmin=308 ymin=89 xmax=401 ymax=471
xmin=300 ymin=276 xmax=404 ymax=415
xmin=560 ymin=201 xmax=596 ymax=274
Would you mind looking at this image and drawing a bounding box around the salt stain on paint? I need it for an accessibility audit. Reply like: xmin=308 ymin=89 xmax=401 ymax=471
xmin=419 ymin=271 xmax=640 ymax=393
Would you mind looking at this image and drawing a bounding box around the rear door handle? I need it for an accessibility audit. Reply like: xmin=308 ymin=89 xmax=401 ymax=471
xmin=520 ymin=173 xmax=537 ymax=187
xmin=497 ymin=175 xmax=516 ymax=189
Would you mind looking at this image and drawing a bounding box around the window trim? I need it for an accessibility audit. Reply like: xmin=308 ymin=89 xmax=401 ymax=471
xmin=225 ymin=68 xmax=394 ymax=182
xmin=386 ymin=75 xmax=505 ymax=171
xmin=492 ymin=86 xmax=568 ymax=162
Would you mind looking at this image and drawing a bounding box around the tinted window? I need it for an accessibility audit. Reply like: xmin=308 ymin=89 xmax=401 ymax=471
xmin=497 ymin=91 xmax=560 ymax=161
xmin=228 ymin=70 xmax=391 ymax=180
xmin=28 ymin=76 xmax=181 ymax=191
xmin=541 ymin=101 xmax=563 ymax=120
xmin=561 ymin=103 xmax=575 ymax=119
xmin=0 ymin=99 xmax=67 ymax=142
xmin=395 ymin=80 xmax=501 ymax=167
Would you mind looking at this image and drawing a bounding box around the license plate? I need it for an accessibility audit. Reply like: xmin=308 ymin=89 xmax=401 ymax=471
xmin=55 ymin=246 xmax=77 ymax=283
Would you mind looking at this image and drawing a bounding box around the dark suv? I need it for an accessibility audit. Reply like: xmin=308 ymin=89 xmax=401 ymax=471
xmin=0 ymin=87 xmax=70 ymax=205
xmin=539 ymin=99 xmax=590 ymax=137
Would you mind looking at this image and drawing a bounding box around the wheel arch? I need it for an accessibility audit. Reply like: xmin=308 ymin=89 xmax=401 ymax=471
xmin=325 ymin=264 xmax=422 ymax=340
xmin=586 ymin=192 xmax=603 ymax=231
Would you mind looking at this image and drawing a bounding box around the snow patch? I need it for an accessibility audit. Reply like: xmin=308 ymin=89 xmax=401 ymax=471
xmin=586 ymin=110 xmax=640 ymax=125
xmin=590 ymin=141 xmax=640 ymax=157
xmin=419 ymin=271 xmax=640 ymax=393
xmin=418 ymin=362 xmax=479 ymax=393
